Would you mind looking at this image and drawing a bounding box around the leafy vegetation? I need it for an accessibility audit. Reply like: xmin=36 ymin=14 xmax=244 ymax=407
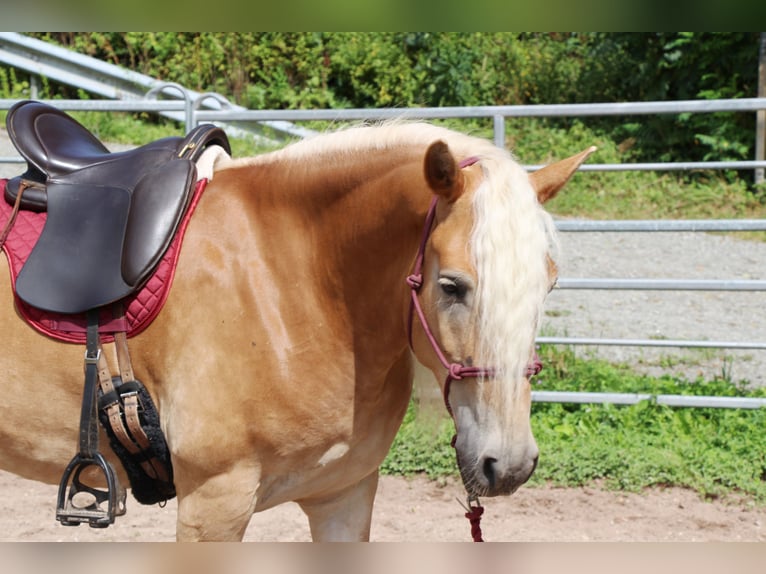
xmin=10 ymin=32 xmax=764 ymax=185
xmin=382 ymin=346 xmax=766 ymax=503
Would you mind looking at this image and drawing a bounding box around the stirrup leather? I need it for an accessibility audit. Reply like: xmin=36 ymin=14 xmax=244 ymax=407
xmin=56 ymin=310 xmax=126 ymax=527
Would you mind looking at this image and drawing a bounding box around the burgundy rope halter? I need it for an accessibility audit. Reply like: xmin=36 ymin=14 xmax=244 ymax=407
xmin=405 ymin=155 xmax=543 ymax=542
xmin=406 ymin=156 xmax=543 ymax=419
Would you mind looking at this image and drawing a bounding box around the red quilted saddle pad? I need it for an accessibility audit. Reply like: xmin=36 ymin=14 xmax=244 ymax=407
xmin=0 ymin=178 xmax=208 ymax=343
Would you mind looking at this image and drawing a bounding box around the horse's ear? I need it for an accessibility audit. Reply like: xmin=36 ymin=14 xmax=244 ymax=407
xmin=530 ymin=146 xmax=597 ymax=204
xmin=424 ymin=140 xmax=464 ymax=203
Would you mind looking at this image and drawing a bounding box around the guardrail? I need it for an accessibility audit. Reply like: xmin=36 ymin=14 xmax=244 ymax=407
xmin=0 ymin=32 xmax=313 ymax=141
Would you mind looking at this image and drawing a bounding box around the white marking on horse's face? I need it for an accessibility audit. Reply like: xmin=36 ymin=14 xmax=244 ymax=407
xmin=415 ymin=159 xmax=554 ymax=498
xmin=426 ymin=198 xmax=480 ymax=368
xmin=317 ymin=443 xmax=350 ymax=467
xmin=449 ymin=383 xmax=539 ymax=498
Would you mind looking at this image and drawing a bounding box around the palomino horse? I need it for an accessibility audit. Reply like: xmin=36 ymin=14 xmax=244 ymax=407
xmin=0 ymin=120 xmax=593 ymax=541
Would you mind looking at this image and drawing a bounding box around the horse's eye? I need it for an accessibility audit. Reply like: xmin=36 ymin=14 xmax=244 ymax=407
xmin=438 ymin=276 xmax=466 ymax=299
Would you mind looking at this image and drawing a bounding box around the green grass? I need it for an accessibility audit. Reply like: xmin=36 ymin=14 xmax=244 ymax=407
xmin=382 ymin=346 xmax=766 ymax=504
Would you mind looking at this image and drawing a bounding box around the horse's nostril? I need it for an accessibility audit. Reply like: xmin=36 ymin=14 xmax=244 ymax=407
xmin=482 ymin=457 xmax=498 ymax=488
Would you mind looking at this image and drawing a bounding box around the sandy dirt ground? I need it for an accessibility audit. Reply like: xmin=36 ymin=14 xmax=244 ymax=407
xmin=1 ymin=470 xmax=764 ymax=542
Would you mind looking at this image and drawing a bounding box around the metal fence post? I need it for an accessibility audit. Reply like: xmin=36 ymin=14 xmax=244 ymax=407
xmin=29 ymin=74 xmax=39 ymax=100
xmin=493 ymin=114 xmax=505 ymax=149
xmin=756 ymin=32 xmax=766 ymax=186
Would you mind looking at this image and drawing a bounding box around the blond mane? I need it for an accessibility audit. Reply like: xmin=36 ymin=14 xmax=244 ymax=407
xmin=469 ymin=151 xmax=557 ymax=406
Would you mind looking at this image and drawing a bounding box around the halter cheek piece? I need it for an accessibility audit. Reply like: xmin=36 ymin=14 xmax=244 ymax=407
xmin=406 ymin=156 xmax=543 ymax=419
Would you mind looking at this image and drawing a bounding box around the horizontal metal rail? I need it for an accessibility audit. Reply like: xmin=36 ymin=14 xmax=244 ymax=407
xmin=556 ymin=278 xmax=766 ymax=291
xmin=531 ymin=391 xmax=766 ymax=409
xmin=536 ymin=336 xmax=766 ymax=351
xmin=192 ymin=97 xmax=766 ymax=150
xmin=0 ymin=98 xmax=188 ymax=112
xmin=192 ymin=97 xmax=766 ymax=123
xmin=547 ymin=161 xmax=766 ymax=172
xmin=5 ymin=156 xmax=766 ymax=173
xmin=555 ymin=219 xmax=766 ymax=232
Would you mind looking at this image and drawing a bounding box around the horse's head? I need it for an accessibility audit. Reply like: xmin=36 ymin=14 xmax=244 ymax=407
xmin=410 ymin=139 xmax=595 ymax=497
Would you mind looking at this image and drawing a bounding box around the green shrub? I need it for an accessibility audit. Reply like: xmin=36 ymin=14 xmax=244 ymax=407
xmin=10 ymin=32 xmax=762 ymax=188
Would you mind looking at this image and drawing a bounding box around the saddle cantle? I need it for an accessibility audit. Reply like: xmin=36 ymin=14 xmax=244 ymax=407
xmin=5 ymin=99 xmax=230 ymax=314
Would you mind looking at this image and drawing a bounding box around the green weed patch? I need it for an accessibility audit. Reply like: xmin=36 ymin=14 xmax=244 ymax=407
xmin=382 ymin=347 xmax=766 ymax=504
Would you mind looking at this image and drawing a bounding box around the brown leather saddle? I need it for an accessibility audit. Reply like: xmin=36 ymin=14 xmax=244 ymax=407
xmin=5 ymin=99 xmax=230 ymax=314
xmin=4 ymin=100 xmax=231 ymax=527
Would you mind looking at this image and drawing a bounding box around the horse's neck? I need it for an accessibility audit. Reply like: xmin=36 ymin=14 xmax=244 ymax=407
xmin=214 ymin=154 xmax=430 ymax=352
xmin=255 ymin=150 xmax=428 ymax=252
xmin=290 ymin=153 xmax=428 ymax=301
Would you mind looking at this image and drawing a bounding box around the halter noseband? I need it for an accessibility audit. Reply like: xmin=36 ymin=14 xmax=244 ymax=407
xmin=405 ymin=156 xmax=543 ymax=419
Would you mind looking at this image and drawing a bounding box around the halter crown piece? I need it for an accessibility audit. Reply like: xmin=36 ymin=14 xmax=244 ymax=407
xmin=405 ymin=155 xmax=543 ymax=542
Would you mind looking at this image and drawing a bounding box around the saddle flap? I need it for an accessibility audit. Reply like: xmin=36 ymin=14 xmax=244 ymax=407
xmin=16 ymin=183 xmax=132 ymax=313
xmin=122 ymin=159 xmax=196 ymax=287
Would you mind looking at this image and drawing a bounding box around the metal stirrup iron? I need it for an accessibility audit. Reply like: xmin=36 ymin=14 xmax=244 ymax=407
xmin=56 ymin=309 xmax=126 ymax=528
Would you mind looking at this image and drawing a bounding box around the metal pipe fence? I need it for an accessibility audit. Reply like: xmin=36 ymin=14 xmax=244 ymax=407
xmin=4 ymin=95 xmax=766 ymax=170
xmin=0 ymin=92 xmax=764 ymax=407
xmin=555 ymin=219 xmax=766 ymax=232
xmin=531 ymin=391 xmax=766 ymax=409
xmin=191 ymin=96 xmax=766 ymax=151
xmin=546 ymin=218 xmax=766 ymax=355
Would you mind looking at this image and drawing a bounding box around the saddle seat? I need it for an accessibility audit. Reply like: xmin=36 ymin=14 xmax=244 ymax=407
xmin=5 ymin=100 xmax=230 ymax=314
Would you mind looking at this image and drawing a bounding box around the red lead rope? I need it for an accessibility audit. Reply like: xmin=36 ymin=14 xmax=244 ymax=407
xmin=465 ymin=503 xmax=485 ymax=542
xmin=406 ymin=156 xmax=543 ymax=542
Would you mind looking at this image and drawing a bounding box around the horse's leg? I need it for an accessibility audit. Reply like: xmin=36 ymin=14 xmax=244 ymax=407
xmin=174 ymin=464 xmax=257 ymax=541
xmin=298 ymin=470 xmax=379 ymax=542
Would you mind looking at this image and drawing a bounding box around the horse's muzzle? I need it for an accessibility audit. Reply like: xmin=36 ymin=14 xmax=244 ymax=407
xmin=458 ymin=446 xmax=539 ymax=497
